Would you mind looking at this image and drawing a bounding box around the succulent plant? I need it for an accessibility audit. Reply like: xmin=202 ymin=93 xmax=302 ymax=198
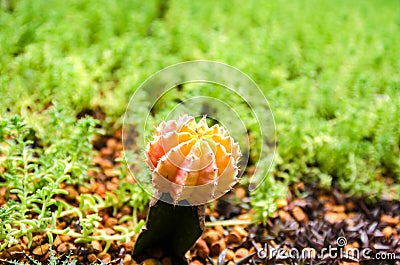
xmin=133 ymin=115 xmax=242 ymax=264
xmin=146 ymin=114 xmax=241 ymax=204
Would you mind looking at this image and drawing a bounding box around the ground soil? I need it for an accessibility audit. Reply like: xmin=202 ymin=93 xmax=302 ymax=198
xmin=0 ymin=130 xmax=399 ymax=265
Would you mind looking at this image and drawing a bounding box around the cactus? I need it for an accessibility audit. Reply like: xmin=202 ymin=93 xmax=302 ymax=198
xmin=146 ymin=114 xmax=241 ymax=205
xmin=133 ymin=115 xmax=241 ymax=264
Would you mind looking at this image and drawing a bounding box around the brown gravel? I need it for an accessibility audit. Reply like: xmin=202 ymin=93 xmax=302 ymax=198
xmin=188 ymin=187 xmax=400 ymax=265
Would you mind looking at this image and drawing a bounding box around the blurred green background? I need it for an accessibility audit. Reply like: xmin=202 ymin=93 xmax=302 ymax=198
xmin=1 ymin=0 xmax=400 ymax=220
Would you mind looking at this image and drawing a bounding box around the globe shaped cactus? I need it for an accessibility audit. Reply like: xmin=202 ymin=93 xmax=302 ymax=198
xmin=146 ymin=114 xmax=241 ymax=204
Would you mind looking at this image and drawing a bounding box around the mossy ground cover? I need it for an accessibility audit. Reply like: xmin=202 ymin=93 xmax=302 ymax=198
xmin=0 ymin=0 xmax=399 ymax=264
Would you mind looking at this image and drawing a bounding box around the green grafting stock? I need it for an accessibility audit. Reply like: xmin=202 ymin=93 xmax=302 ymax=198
xmin=133 ymin=194 xmax=205 ymax=265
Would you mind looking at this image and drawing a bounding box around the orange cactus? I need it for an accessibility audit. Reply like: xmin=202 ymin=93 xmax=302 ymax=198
xmin=146 ymin=114 xmax=241 ymax=204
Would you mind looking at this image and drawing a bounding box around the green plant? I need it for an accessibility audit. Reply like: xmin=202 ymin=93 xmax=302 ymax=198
xmin=1 ymin=0 xmax=399 ymax=227
xmin=114 ymin=156 xmax=151 ymax=225
xmin=0 ymin=111 xmax=146 ymax=253
xmin=0 ymin=115 xmax=71 ymax=249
